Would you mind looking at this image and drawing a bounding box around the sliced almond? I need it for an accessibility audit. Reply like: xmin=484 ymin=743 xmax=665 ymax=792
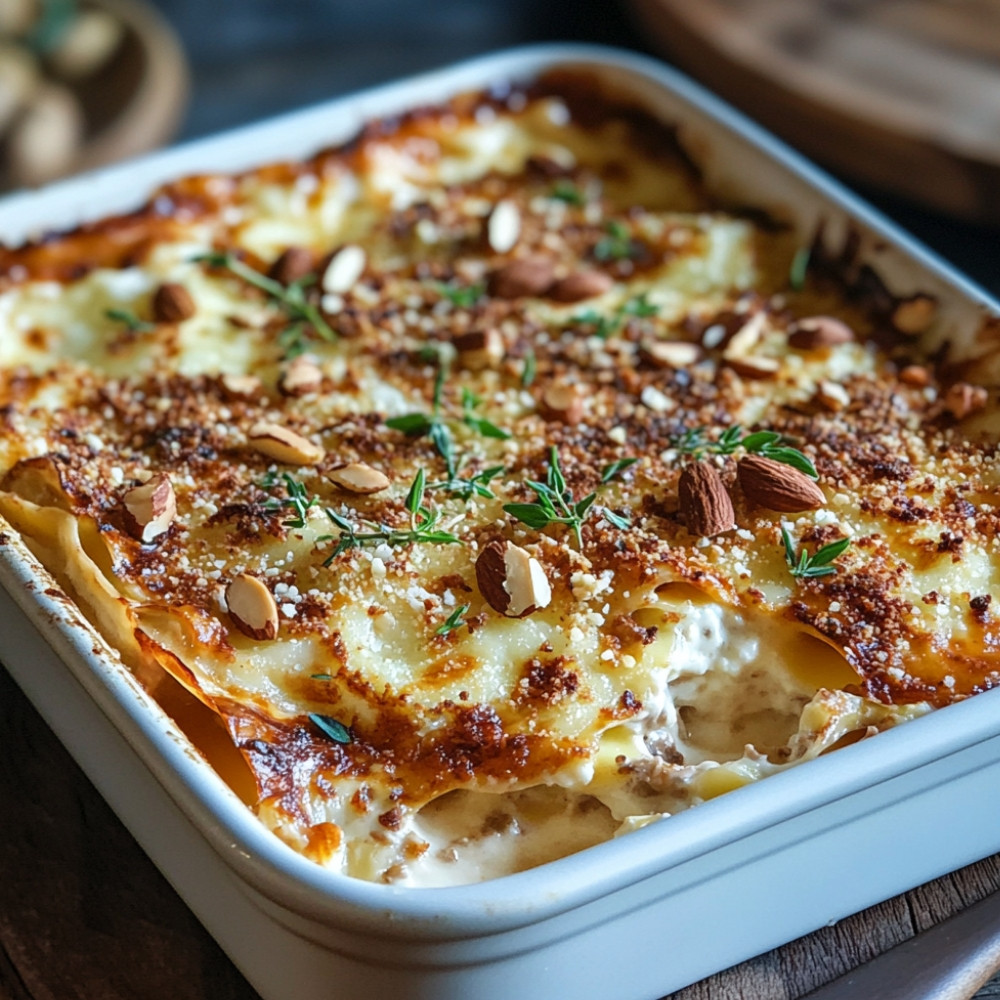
xmin=943 ymin=382 xmax=988 ymax=420
xmin=475 ymin=540 xmax=552 ymax=618
xmin=152 ymin=282 xmax=196 ymax=324
xmin=122 ymin=474 xmax=176 ymax=543
xmin=898 ymin=364 xmax=931 ymax=388
xmin=892 ymin=294 xmax=937 ymax=336
xmin=548 ymin=269 xmax=613 ymax=303
xmin=737 ymin=454 xmax=825 ymax=513
xmin=220 ymin=373 xmax=263 ymax=399
xmin=248 ymin=422 xmax=324 ymax=465
xmin=487 ymin=257 xmax=555 ymax=299
xmin=640 ymin=340 xmax=702 ymax=369
xmin=322 ymin=244 xmax=367 ymax=294
xmin=487 ymin=200 xmax=521 ymax=254
xmin=539 ymin=382 xmax=585 ymax=425
xmin=453 ymin=328 xmax=504 ymax=371
xmin=226 ymin=574 xmax=279 ymax=641
xmin=724 ymin=355 xmax=780 ymax=380
xmin=679 ymin=462 xmax=735 ymax=537
xmin=787 ymin=316 xmax=854 ymax=350
xmin=328 ymin=462 xmax=391 ymax=494
xmin=813 ymin=379 xmax=851 ymax=412
xmin=269 ymin=247 xmax=316 ymax=286
xmin=721 ymin=311 xmax=767 ymax=359
xmin=279 ymin=355 xmax=323 ymax=397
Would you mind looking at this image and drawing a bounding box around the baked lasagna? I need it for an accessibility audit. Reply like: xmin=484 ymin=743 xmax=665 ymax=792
xmin=1 ymin=71 xmax=998 ymax=886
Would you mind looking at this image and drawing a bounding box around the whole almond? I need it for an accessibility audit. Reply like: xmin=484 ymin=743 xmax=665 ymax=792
xmin=122 ymin=474 xmax=176 ymax=543
xmin=453 ymin=328 xmax=504 ymax=371
xmin=152 ymin=282 xmax=196 ymax=324
xmin=328 ymin=462 xmax=391 ymax=494
xmin=787 ymin=316 xmax=855 ymax=350
xmin=475 ymin=540 xmax=551 ymax=618
xmin=487 ymin=200 xmax=521 ymax=254
xmin=892 ymin=294 xmax=937 ymax=335
xmin=269 ymin=246 xmax=316 ymax=286
xmin=549 ymin=269 xmax=613 ymax=303
xmin=322 ymin=244 xmax=367 ymax=294
xmin=737 ymin=454 xmax=825 ymax=513
xmin=487 ymin=257 xmax=555 ymax=299
xmin=679 ymin=462 xmax=735 ymax=537
xmin=226 ymin=574 xmax=279 ymax=640
xmin=279 ymin=355 xmax=323 ymax=397
xmin=539 ymin=382 xmax=585 ymax=425
xmin=248 ymin=422 xmax=324 ymax=465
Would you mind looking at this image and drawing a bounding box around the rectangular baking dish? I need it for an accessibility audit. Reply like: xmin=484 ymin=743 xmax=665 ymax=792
xmin=3 ymin=43 xmax=1000 ymax=1000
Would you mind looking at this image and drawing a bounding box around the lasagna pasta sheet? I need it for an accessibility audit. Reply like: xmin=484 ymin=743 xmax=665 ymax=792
xmin=0 ymin=72 xmax=996 ymax=886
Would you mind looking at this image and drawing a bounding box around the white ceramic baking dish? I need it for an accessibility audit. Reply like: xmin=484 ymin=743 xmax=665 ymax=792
xmin=3 ymin=44 xmax=1000 ymax=1000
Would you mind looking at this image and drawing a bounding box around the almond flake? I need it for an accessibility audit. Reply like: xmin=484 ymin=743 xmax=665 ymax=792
xmin=813 ymin=380 xmax=850 ymax=412
xmin=548 ymin=269 xmax=613 ymax=303
xmin=269 ymin=247 xmax=316 ymax=286
xmin=487 ymin=200 xmax=521 ymax=254
xmin=279 ymin=355 xmax=323 ymax=397
xmin=892 ymin=294 xmax=937 ymax=335
xmin=475 ymin=540 xmax=551 ymax=618
xmin=122 ymin=473 xmax=176 ymax=543
xmin=248 ymin=422 xmax=324 ymax=465
xmin=488 ymin=257 xmax=555 ymax=299
xmin=943 ymin=382 xmax=988 ymax=420
xmin=226 ymin=574 xmax=279 ymax=640
xmin=539 ymin=382 xmax=585 ymax=425
xmin=640 ymin=340 xmax=702 ymax=369
xmin=322 ymin=244 xmax=367 ymax=294
xmin=787 ymin=316 xmax=855 ymax=350
xmin=453 ymin=328 xmax=504 ymax=371
xmin=328 ymin=462 xmax=391 ymax=494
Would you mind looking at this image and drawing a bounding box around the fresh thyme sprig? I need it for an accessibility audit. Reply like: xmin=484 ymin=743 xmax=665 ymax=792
xmin=429 ymin=462 xmax=505 ymax=500
xmin=435 ymin=603 xmax=471 ymax=636
xmin=260 ymin=471 xmax=319 ymax=529
xmin=436 ymin=281 xmax=484 ymax=309
xmin=308 ymin=713 xmax=352 ymax=744
xmin=594 ymin=220 xmax=637 ymax=262
xmin=781 ymin=526 xmax=850 ymax=579
xmin=321 ymin=468 xmax=461 ymax=563
xmin=521 ymin=348 xmax=537 ymax=388
xmin=574 ymin=293 xmax=658 ymax=340
xmin=789 ymin=246 xmax=811 ymax=292
xmin=600 ymin=457 xmax=638 ymax=483
xmin=105 ymin=308 xmax=156 ymax=335
xmin=194 ymin=251 xmax=336 ymax=351
xmin=672 ymin=425 xmax=818 ymax=479
xmin=461 ymin=387 xmax=511 ymax=440
xmin=503 ymin=446 xmax=629 ymax=549
xmin=551 ymin=180 xmax=585 ymax=206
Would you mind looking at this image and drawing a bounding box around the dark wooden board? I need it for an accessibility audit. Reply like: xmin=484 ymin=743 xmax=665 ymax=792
xmin=4 ymin=662 xmax=1000 ymax=1000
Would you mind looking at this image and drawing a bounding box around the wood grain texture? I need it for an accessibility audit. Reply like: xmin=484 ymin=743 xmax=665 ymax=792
xmin=4 ymin=661 xmax=1000 ymax=1000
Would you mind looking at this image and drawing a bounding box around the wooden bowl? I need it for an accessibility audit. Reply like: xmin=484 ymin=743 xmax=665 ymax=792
xmin=627 ymin=0 xmax=1000 ymax=224
xmin=1 ymin=0 xmax=188 ymax=192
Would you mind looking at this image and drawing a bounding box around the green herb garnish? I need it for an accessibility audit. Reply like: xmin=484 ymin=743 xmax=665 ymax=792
xmin=105 ymin=308 xmax=156 ymax=335
xmin=594 ymin=220 xmax=636 ymax=262
xmin=503 ymin=446 xmax=629 ymax=549
xmin=600 ymin=457 xmax=638 ymax=484
xmin=551 ymin=180 xmax=585 ymax=206
xmin=194 ymin=251 xmax=336 ymax=352
xmin=781 ymin=526 xmax=850 ymax=579
xmin=575 ymin=294 xmax=658 ymax=340
xmin=673 ymin=425 xmax=817 ymax=479
xmin=436 ymin=281 xmax=484 ymax=309
xmin=789 ymin=246 xmax=811 ymax=292
xmin=321 ymin=468 xmax=461 ymax=562
xmin=461 ymin=387 xmax=511 ymax=440
xmin=521 ymin=348 xmax=537 ymax=388
xmin=261 ymin=472 xmax=319 ymax=529
xmin=436 ymin=603 xmax=471 ymax=636
xmin=429 ymin=463 xmax=505 ymax=501
xmin=308 ymin=713 xmax=352 ymax=744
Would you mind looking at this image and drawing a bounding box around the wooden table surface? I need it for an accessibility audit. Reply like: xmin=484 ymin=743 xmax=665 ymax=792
xmin=4 ymin=2 xmax=1000 ymax=998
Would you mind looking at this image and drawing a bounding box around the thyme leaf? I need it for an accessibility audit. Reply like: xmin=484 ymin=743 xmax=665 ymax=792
xmin=781 ymin=526 xmax=850 ymax=579
xmin=521 ymin=348 xmax=537 ymax=388
xmin=550 ymin=180 xmax=585 ymax=206
xmin=600 ymin=457 xmax=638 ymax=484
xmin=308 ymin=713 xmax=352 ymax=744
xmin=105 ymin=308 xmax=156 ymax=335
xmin=574 ymin=294 xmax=658 ymax=340
xmin=789 ymin=246 xmax=811 ymax=292
xmin=594 ymin=220 xmax=637 ymax=262
xmin=436 ymin=281 xmax=484 ymax=308
xmin=436 ymin=603 xmax=471 ymax=636
xmin=261 ymin=471 xmax=320 ymax=529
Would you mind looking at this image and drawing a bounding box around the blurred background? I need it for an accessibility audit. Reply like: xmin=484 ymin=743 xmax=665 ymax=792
xmin=1 ymin=0 xmax=998 ymax=297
